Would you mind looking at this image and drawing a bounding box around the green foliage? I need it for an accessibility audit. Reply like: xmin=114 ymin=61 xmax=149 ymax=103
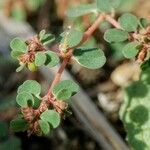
xmin=96 ymin=0 xmax=121 ymax=12
xmin=118 ymin=13 xmax=139 ymax=32
xmin=52 ymin=80 xmax=79 ymax=100
xmin=122 ymin=41 xmax=140 ymax=59
xmin=27 ymin=62 xmax=38 ymax=72
xmin=17 ymin=80 xmax=41 ymax=96
xmin=119 ymin=69 xmax=150 ymax=150
xmin=35 ymin=52 xmax=47 ymax=66
xmin=39 ymin=119 xmax=50 ymax=135
xmin=39 ymin=30 xmax=55 ymax=45
xmin=104 ymin=29 xmax=128 ymax=43
xmin=10 ymin=38 xmax=27 ymax=53
xmin=67 ymin=3 xmax=97 ymax=18
xmin=73 ymin=47 xmax=106 ymax=69
xmin=45 ymin=51 xmax=60 ymax=68
xmin=139 ymin=18 xmax=149 ymax=29
xmin=10 ymin=118 xmax=28 ymax=132
xmin=61 ymin=29 xmax=83 ymax=48
xmin=16 ymin=92 xmax=34 ymax=107
xmin=40 ymin=110 xmax=61 ymax=128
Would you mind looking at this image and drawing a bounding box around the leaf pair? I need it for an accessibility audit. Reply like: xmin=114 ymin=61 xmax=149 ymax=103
xmin=52 ymin=80 xmax=79 ymax=100
xmin=35 ymin=51 xmax=59 ymax=68
xmin=39 ymin=110 xmax=61 ymax=135
xmin=17 ymin=80 xmax=41 ymax=108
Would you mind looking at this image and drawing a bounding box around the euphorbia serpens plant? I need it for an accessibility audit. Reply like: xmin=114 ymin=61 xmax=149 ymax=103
xmin=10 ymin=0 xmax=150 ymax=149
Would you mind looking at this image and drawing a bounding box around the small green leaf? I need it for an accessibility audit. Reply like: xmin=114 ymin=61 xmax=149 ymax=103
xmin=16 ymin=64 xmax=25 ymax=72
xmin=10 ymin=118 xmax=28 ymax=132
xmin=61 ymin=29 xmax=83 ymax=48
xmin=141 ymin=59 xmax=150 ymax=71
xmin=17 ymin=80 xmax=41 ymax=96
xmin=122 ymin=42 xmax=140 ymax=58
xmin=118 ymin=13 xmax=139 ymax=32
xmin=139 ymin=18 xmax=149 ymax=29
xmin=35 ymin=52 xmax=46 ymax=66
xmin=11 ymin=50 xmax=24 ymax=59
xmin=73 ymin=47 xmax=106 ymax=69
xmin=45 ymin=51 xmax=60 ymax=68
xmin=52 ymin=80 xmax=79 ymax=100
xmin=39 ymin=119 xmax=50 ymax=135
xmin=96 ymin=0 xmax=121 ymax=12
xmin=16 ymin=92 xmax=34 ymax=107
xmin=104 ymin=29 xmax=128 ymax=43
xmin=39 ymin=31 xmax=55 ymax=45
xmin=10 ymin=38 xmax=27 ymax=52
xmin=67 ymin=3 xmax=97 ymax=18
xmin=40 ymin=110 xmax=60 ymax=128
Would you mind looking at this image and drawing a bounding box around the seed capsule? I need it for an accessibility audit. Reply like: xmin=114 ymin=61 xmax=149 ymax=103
xmin=27 ymin=62 xmax=38 ymax=72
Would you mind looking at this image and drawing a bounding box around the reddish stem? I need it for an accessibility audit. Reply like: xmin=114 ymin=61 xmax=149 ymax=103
xmin=105 ymin=15 xmax=121 ymax=29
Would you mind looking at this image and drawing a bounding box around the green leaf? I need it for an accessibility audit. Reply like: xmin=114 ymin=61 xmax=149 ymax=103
xmin=11 ymin=6 xmax=26 ymax=21
xmin=39 ymin=30 xmax=55 ymax=45
xmin=73 ymin=47 xmax=106 ymax=69
xmin=35 ymin=52 xmax=46 ymax=66
xmin=118 ymin=13 xmax=139 ymax=32
xmin=16 ymin=92 xmax=34 ymax=107
xmin=10 ymin=38 xmax=27 ymax=52
xmin=96 ymin=0 xmax=121 ymax=12
xmin=10 ymin=118 xmax=28 ymax=132
xmin=122 ymin=42 xmax=140 ymax=59
xmin=40 ymin=110 xmax=61 ymax=128
xmin=141 ymin=59 xmax=150 ymax=71
xmin=45 ymin=51 xmax=60 ymax=68
xmin=52 ymin=80 xmax=79 ymax=100
xmin=104 ymin=29 xmax=128 ymax=43
xmin=10 ymin=50 xmax=24 ymax=59
xmin=0 ymin=121 xmax=9 ymax=139
xmin=16 ymin=64 xmax=25 ymax=72
xmin=17 ymin=80 xmax=41 ymax=96
xmin=39 ymin=119 xmax=50 ymax=135
xmin=61 ymin=29 xmax=83 ymax=48
xmin=119 ymin=69 xmax=150 ymax=150
xmin=67 ymin=3 xmax=97 ymax=18
xmin=139 ymin=18 xmax=149 ymax=29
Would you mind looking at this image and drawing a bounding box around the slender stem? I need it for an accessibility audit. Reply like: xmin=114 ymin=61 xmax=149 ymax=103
xmin=105 ymin=15 xmax=121 ymax=29
xmin=48 ymin=58 xmax=69 ymax=92
xmin=70 ymin=13 xmax=105 ymax=49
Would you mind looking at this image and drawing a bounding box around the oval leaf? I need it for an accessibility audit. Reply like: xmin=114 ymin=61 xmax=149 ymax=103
xmin=45 ymin=51 xmax=60 ymax=68
xmin=10 ymin=118 xmax=28 ymax=132
xmin=122 ymin=41 xmax=140 ymax=59
xmin=35 ymin=52 xmax=46 ymax=66
xmin=40 ymin=110 xmax=60 ymax=128
xmin=16 ymin=92 xmax=34 ymax=107
xmin=39 ymin=119 xmax=50 ymax=135
xmin=52 ymin=80 xmax=79 ymax=100
xmin=17 ymin=80 xmax=41 ymax=96
xmin=104 ymin=29 xmax=128 ymax=43
xmin=118 ymin=13 xmax=139 ymax=32
xmin=73 ymin=47 xmax=106 ymax=69
xmin=10 ymin=38 xmax=27 ymax=52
